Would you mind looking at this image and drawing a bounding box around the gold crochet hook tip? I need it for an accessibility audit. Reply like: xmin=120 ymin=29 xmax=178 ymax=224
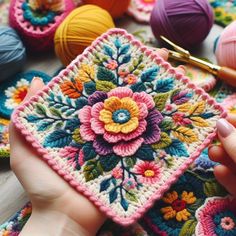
xmin=160 ymin=36 xmax=190 ymax=58
xmin=159 ymin=35 xmax=236 ymax=88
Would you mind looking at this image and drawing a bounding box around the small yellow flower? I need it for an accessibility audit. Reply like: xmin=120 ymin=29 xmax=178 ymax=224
xmin=76 ymin=64 xmax=95 ymax=83
xmin=160 ymin=191 xmax=196 ymax=222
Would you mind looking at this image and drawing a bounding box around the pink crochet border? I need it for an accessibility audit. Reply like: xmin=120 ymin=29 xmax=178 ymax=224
xmin=12 ymin=28 xmax=227 ymax=226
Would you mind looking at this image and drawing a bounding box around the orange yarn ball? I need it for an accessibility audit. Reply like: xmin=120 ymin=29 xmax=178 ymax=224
xmin=83 ymin=0 xmax=130 ymax=18
xmin=54 ymin=5 xmax=115 ymax=66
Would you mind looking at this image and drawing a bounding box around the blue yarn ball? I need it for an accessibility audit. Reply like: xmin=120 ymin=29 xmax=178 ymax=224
xmin=0 ymin=26 xmax=26 ymax=81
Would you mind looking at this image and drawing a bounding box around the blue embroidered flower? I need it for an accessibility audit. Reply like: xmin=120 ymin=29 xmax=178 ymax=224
xmin=194 ymin=148 xmax=217 ymax=170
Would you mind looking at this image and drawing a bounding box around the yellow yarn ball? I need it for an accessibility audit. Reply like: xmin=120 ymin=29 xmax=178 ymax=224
xmin=54 ymin=4 xmax=115 ymax=66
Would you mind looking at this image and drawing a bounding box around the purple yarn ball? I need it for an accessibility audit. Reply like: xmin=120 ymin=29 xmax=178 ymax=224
xmin=150 ymin=0 xmax=214 ymax=49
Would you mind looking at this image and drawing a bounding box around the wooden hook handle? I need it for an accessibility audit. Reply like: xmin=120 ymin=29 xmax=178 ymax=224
xmin=217 ymin=67 xmax=236 ymax=87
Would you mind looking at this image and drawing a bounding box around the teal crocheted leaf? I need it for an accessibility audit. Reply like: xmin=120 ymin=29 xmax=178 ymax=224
xmin=83 ymin=159 xmax=103 ymax=182
xmin=119 ymin=44 xmax=130 ymax=54
xmin=74 ymin=98 xmax=88 ymax=110
xmin=156 ymin=78 xmax=174 ymax=93
xmin=114 ymin=37 xmax=122 ymax=48
xmin=37 ymin=120 xmax=54 ymax=131
xmin=135 ymin=145 xmax=154 ymax=161
xmin=100 ymin=178 xmax=111 ymax=192
xmin=100 ymin=154 xmax=120 ymax=172
xmin=130 ymin=82 xmax=146 ymax=92
xmin=64 ymin=119 xmax=80 ymax=131
xmin=44 ymin=130 xmax=72 ymax=148
xmin=109 ymin=188 xmax=118 ymax=203
xmin=103 ymin=45 xmax=114 ymax=57
xmin=165 ymin=139 xmax=189 ymax=157
xmin=199 ymin=112 xmax=215 ymax=119
xmin=140 ymin=66 xmax=159 ymax=82
xmin=121 ymin=54 xmax=131 ymax=64
xmin=97 ymin=67 xmax=116 ymax=83
xmin=187 ymin=198 xmax=204 ymax=214
xmin=121 ymin=198 xmax=129 ymax=211
xmin=82 ymin=142 xmax=97 ymax=161
xmin=84 ymin=81 xmax=96 ymax=95
xmin=26 ymin=115 xmax=40 ymax=123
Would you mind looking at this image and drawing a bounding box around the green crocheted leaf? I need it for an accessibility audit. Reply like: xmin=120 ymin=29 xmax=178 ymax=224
xmin=83 ymin=159 xmax=103 ymax=182
xmin=159 ymin=119 xmax=173 ymax=131
xmin=179 ymin=219 xmax=197 ymax=236
xmin=96 ymin=80 xmax=116 ymax=92
xmin=154 ymin=93 xmax=169 ymax=111
xmin=125 ymin=191 xmax=138 ymax=203
xmin=152 ymin=132 xmax=172 ymax=149
xmin=36 ymin=104 xmax=47 ymax=116
xmin=72 ymin=128 xmax=85 ymax=144
xmin=49 ymin=107 xmax=61 ymax=118
xmin=125 ymin=157 xmax=137 ymax=168
xmin=203 ymin=180 xmax=228 ymax=197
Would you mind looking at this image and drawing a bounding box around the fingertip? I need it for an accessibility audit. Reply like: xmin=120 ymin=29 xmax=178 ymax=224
xmin=156 ymin=48 xmax=169 ymax=61
xmin=208 ymin=145 xmax=222 ymax=162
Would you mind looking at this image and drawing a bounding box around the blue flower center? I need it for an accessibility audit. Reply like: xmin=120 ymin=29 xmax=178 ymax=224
xmin=112 ymin=109 xmax=130 ymax=124
xmin=22 ymin=2 xmax=56 ymax=26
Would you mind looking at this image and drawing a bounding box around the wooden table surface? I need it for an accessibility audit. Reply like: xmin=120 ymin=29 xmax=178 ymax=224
xmin=0 ymin=16 xmax=224 ymax=224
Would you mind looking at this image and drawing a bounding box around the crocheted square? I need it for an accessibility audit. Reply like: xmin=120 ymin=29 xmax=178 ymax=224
xmin=13 ymin=28 xmax=226 ymax=225
xmin=0 ymin=118 xmax=10 ymax=159
xmin=209 ymin=0 xmax=236 ymax=26
xmin=127 ymin=0 xmax=156 ymax=23
xmin=141 ymin=170 xmax=228 ymax=235
xmin=196 ymin=196 xmax=236 ymax=235
xmin=0 ymin=70 xmax=52 ymax=119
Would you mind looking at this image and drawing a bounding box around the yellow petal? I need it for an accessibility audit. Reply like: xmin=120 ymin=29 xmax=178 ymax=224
xmin=181 ymin=191 xmax=196 ymax=204
xmin=105 ymin=123 xmax=121 ymax=133
xmin=162 ymin=191 xmax=178 ymax=204
xmin=120 ymin=117 xmax=139 ymax=134
xmin=176 ymin=209 xmax=191 ymax=222
xmin=104 ymin=97 xmax=122 ymax=112
xmin=121 ymin=97 xmax=139 ymax=117
xmin=160 ymin=206 xmax=176 ymax=220
xmin=99 ymin=109 xmax=113 ymax=124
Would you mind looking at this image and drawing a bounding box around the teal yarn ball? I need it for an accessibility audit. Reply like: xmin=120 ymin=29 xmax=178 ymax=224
xmin=0 ymin=26 xmax=26 ymax=81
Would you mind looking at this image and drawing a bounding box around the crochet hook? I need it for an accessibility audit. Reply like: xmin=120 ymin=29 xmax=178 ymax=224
xmin=160 ymin=36 xmax=236 ymax=87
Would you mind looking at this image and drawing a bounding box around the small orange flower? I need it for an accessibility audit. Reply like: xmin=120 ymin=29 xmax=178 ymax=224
xmin=60 ymin=79 xmax=83 ymax=99
xmin=124 ymin=74 xmax=137 ymax=85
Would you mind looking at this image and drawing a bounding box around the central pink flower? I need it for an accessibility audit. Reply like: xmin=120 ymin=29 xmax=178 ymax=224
xmin=78 ymin=87 xmax=162 ymax=157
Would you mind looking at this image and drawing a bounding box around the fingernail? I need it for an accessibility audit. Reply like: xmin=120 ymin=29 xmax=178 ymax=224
xmin=32 ymin=77 xmax=43 ymax=83
xmin=217 ymin=119 xmax=234 ymax=138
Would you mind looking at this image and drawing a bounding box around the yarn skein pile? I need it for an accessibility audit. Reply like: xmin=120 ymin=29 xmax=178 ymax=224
xmin=0 ymin=26 xmax=26 ymax=81
xmin=150 ymin=0 xmax=214 ymax=49
xmin=54 ymin=4 xmax=115 ymax=66
xmin=9 ymin=0 xmax=75 ymax=52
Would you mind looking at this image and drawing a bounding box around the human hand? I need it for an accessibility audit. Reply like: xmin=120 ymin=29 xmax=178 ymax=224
xmin=10 ymin=49 xmax=184 ymax=236
xmin=209 ymin=116 xmax=236 ymax=197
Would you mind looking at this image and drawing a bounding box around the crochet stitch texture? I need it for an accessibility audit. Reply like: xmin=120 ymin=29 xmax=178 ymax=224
xmin=13 ymin=28 xmax=225 ymax=225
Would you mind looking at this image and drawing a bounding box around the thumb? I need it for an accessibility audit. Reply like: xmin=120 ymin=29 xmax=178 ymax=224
xmin=217 ymin=118 xmax=236 ymax=163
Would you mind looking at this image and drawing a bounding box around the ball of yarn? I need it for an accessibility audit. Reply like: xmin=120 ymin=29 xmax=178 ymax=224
xmin=9 ymin=0 xmax=75 ymax=52
xmin=215 ymin=21 xmax=236 ymax=70
xmin=83 ymin=0 xmax=130 ymax=18
xmin=0 ymin=26 xmax=26 ymax=82
xmin=54 ymin=5 xmax=115 ymax=66
xmin=150 ymin=0 xmax=214 ymax=49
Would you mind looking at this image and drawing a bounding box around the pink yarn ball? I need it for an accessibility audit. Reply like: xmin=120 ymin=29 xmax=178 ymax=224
xmin=9 ymin=0 xmax=75 ymax=52
xmin=150 ymin=0 xmax=214 ymax=49
xmin=216 ymin=21 xmax=236 ymax=70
